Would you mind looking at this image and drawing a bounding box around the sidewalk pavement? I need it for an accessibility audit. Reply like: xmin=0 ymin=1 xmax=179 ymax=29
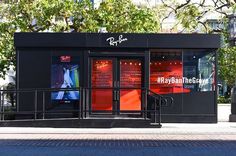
xmin=0 ymin=104 xmax=235 ymax=156
xmin=0 ymin=121 xmax=236 ymax=140
xmin=0 ymin=104 xmax=234 ymax=140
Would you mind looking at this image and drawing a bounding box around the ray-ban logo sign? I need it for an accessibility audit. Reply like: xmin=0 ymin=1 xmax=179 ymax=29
xmin=106 ymin=35 xmax=128 ymax=46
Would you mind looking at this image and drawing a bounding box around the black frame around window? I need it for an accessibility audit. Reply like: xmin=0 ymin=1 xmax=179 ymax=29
xmin=88 ymin=51 xmax=146 ymax=116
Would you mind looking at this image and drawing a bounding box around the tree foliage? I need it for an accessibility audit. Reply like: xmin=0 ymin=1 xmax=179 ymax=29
xmin=161 ymin=0 xmax=236 ymax=32
xmin=161 ymin=0 xmax=236 ymax=89
xmin=218 ymin=47 xmax=236 ymax=87
xmin=0 ymin=0 xmax=160 ymax=78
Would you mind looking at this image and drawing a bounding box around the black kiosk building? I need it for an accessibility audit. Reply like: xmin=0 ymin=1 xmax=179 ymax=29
xmin=14 ymin=33 xmax=220 ymax=125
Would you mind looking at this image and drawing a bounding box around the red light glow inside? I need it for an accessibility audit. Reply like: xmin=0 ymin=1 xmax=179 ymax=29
xmin=60 ymin=56 xmax=71 ymax=62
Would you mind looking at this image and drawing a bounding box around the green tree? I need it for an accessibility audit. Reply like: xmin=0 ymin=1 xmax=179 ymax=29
xmin=218 ymin=47 xmax=236 ymax=88
xmin=0 ymin=0 xmax=160 ymax=78
xmin=96 ymin=0 xmax=159 ymax=33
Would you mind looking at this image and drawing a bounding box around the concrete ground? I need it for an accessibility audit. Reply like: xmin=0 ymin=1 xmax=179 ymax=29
xmin=0 ymin=104 xmax=235 ymax=156
xmin=218 ymin=104 xmax=231 ymax=122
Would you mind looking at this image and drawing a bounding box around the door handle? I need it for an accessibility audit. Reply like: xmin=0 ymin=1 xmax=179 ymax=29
xmin=113 ymin=90 xmax=119 ymax=101
xmin=113 ymin=90 xmax=117 ymax=101
xmin=116 ymin=91 xmax=119 ymax=100
xmin=113 ymin=81 xmax=116 ymax=88
xmin=117 ymin=81 xmax=120 ymax=88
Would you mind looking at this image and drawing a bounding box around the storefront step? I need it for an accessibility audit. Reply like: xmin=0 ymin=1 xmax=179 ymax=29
xmin=0 ymin=118 xmax=158 ymax=128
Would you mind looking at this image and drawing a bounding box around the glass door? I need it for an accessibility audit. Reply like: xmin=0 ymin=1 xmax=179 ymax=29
xmin=90 ymin=57 xmax=143 ymax=115
xmin=119 ymin=59 xmax=142 ymax=113
xmin=91 ymin=58 xmax=114 ymax=112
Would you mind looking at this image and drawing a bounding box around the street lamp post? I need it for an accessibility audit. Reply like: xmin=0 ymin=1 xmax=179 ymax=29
xmin=228 ymin=14 xmax=236 ymax=46
xmin=228 ymin=14 xmax=236 ymax=121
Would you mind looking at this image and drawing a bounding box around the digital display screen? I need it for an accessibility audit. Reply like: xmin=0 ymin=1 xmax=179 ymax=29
xmin=51 ymin=56 xmax=80 ymax=101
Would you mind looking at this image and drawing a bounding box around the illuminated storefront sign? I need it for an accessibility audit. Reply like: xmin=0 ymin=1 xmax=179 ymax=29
xmin=106 ymin=35 xmax=128 ymax=46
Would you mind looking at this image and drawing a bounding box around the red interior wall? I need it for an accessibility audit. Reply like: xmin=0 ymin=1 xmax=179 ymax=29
xmin=120 ymin=60 xmax=141 ymax=111
xmin=91 ymin=60 xmax=113 ymax=111
xmin=150 ymin=60 xmax=190 ymax=94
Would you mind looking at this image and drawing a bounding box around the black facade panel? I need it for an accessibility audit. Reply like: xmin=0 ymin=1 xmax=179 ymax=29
xmin=162 ymin=94 xmax=183 ymax=114
xmin=86 ymin=33 xmax=101 ymax=47
xmin=161 ymin=114 xmax=217 ymax=123
xmin=14 ymin=33 xmax=87 ymax=48
xmin=148 ymin=34 xmax=221 ymax=49
xmin=18 ymin=49 xmax=51 ymax=88
xmin=14 ymin=33 xmax=221 ymax=49
xmin=182 ymin=92 xmax=215 ymax=114
xmin=18 ymin=49 xmax=51 ymax=112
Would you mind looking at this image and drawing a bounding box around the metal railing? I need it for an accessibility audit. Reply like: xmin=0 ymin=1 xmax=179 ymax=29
xmin=145 ymin=89 xmax=173 ymax=126
xmin=0 ymin=87 xmax=173 ymax=127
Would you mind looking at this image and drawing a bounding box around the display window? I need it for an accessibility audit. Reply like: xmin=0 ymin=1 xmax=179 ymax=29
xmin=183 ymin=51 xmax=215 ymax=92
xmin=51 ymin=56 xmax=80 ymax=102
xmin=150 ymin=51 xmax=187 ymax=94
xmin=150 ymin=50 xmax=215 ymax=94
